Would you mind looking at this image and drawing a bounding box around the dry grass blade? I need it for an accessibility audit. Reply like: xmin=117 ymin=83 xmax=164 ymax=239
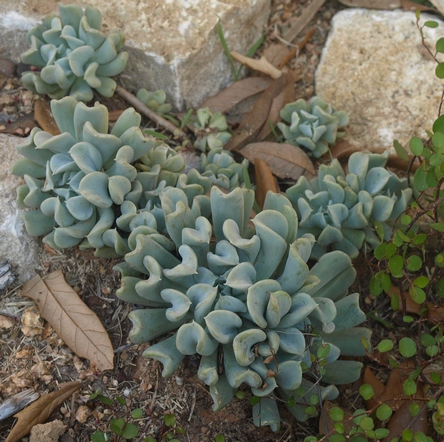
xmin=254 ymin=157 xmax=279 ymax=209
xmin=198 ymin=77 xmax=271 ymax=114
xmin=34 ymin=99 xmax=60 ymax=135
xmin=230 ymin=51 xmax=282 ymax=79
xmin=241 ymin=142 xmax=315 ymax=181
xmin=5 ymin=381 xmax=81 ymax=442
xmin=21 ymin=270 xmax=114 ymax=371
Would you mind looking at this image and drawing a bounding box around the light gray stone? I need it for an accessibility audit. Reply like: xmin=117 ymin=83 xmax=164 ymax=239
xmin=0 ymin=0 xmax=270 ymax=111
xmin=0 ymin=134 xmax=41 ymax=283
xmin=315 ymin=9 xmax=444 ymax=151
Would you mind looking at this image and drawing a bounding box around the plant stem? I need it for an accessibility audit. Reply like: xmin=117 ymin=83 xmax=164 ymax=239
xmin=116 ymin=85 xmax=190 ymax=145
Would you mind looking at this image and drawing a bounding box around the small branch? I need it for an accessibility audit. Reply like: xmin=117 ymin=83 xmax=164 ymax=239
xmin=278 ymin=28 xmax=317 ymax=70
xmin=116 ymin=85 xmax=190 ymax=144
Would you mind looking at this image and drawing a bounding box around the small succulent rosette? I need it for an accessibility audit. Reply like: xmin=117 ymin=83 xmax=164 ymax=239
xmin=194 ymin=107 xmax=232 ymax=152
xmin=136 ymin=89 xmax=172 ymax=115
xmin=20 ymin=3 xmax=128 ymax=101
xmin=11 ymin=96 xmax=179 ymax=256
xmin=278 ymin=97 xmax=349 ymax=158
xmin=115 ymin=187 xmax=371 ymax=430
xmin=286 ymin=151 xmax=413 ymax=259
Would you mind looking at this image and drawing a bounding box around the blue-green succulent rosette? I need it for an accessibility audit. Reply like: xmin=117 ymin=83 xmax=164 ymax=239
xmin=278 ymin=97 xmax=349 ymax=158
xmin=286 ymin=151 xmax=413 ymax=260
xmin=115 ymin=186 xmax=371 ymax=430
xmin=20 ymin=3 xmax=128 ymax=101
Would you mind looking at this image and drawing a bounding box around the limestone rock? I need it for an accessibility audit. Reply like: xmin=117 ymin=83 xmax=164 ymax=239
xmin=0 ymin=0 xmax=270 ymax=110
xmin=0 ymin=134 xmax=41 ymax=282
xmin=30 ymin=419 xmax=66 ymax=442
xmin=315 ymin=9 xmax=444 ymax=151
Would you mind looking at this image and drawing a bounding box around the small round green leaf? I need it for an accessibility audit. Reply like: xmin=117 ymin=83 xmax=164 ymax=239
xmin=410 ymin=136 xmax=424 ymax=156
xmin=359 ymin=416 xmax=374 ymax=431
xmin=374 ymin=429 xmax=390 ymax=439
xmin=425 ymin=20 xmax=439 ymax=28
xmin=122 ymin=422 xmax=139 ymax=440
xmin=413 ymin=276 xmax=429 ymax=288
xmin=131 ymin=408 xmax=143 ymax=419
xmin=359 ymin=384 xmax=374 ymax=400
xmin=329 ymin=406 xmax=345 ymax=422
xmin=377 ymin=339 xmax=394 ymax=352
xmin=388 ymin=255 xmax=404 ymax=276
xmin=409 ymin=286 xmax=426 ymax=304
xmin=403 ymin=378 xmax=417 ymax=396
xmin=437 ymin=37 xmax=444 ymax=53
xmin=421 ymin=333 xmax=435 ymax=347
xmin=406 ymin=255 xmax=422 ymax=271
xmin=399 ymin=337 xmax=417 ymax=357
xmin=376 ymin=403 xmax=392 ymax=421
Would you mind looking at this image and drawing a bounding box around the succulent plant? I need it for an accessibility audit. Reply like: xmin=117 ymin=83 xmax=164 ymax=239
xmin=20 ymin=3 xmax=128 ymax=101
xmin=201 ymin=148 xmax=249 ymax=190
xmin=10 ymin=96 xmax=174 ymax=256
xmin=278 ymin=97 xmax=349 ymax=158
xmin=286 ymin=151 xmax=413 ymax=260
xmin=136 ymin=89 xmax=172 ymax=115
xmin=115 ymin=186 xmax=371 ymax=430
xmin=194 ymin=107 xmax=231 ymax=152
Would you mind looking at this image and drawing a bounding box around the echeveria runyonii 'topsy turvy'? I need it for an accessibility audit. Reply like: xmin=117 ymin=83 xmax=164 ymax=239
xmin=278 ymin=97 xmax=349 ymax=158
xmin=115 ymin=186 xmax=371 ymax=430
xmin=286 ymin=151 xmax=412 ymax=260
xmin=20 ymin=3 xmax=128 ymax=101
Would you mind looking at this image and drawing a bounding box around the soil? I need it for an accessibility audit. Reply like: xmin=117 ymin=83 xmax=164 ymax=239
xmin=1 ymin=1 xmax=440 ymax=442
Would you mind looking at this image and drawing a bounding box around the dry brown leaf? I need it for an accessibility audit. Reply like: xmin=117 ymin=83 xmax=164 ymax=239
xmin=240 ymin=142 xmax=315 ymax=181
xmin=363 ymin=367 xmax=385 ymax=410
xmin=254 ymin=157 xmax=279 ymax=209
xmin=225 ymin=72 xmax=294 ymax=152
xmin=34 ymin=99 xmax=60 ymax=135
xmin=382 ymin=384 xmax=427 ymax=442
xmin=379 ymin=363 xmax=414 ymax=411
xmin=109 ymin=109 xmax=125 ymax=122
xmin=337 ymin=0 xmax=400 ymax=7
xmin=262 ymin=43 xmax=291 ymax=68
xmin=230 ymin=51 xmax=282 ymax=79
xmin=330 ymin=139 xmax=363 ymax=161
xmin=21 ymin=271 xmax=114 ymax=371
xmin=5 ymin=381 xmax=80 ymax=442
xmin=256 ymin=83 xmax=297 ymax=141
xmin=401 ymin=0 xmax=438 ymax=12
xmin=0 ymin=113 xmax=37 ymax=136
xmin=199 ymin=77 xmax=271 ymax=114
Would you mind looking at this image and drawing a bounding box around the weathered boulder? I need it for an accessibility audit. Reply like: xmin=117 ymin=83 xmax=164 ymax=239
xmin=316 ymin=9 xmax=444 ymax=150
xmin=0 ymin=0 xmax=270 ymax=110
xmin=0 ymin=134 xmax=41 ymax=283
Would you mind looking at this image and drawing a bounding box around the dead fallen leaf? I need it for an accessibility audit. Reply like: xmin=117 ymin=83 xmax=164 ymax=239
xmin=109 ymin=109 xmax=125 ymax=122
xmin=240 ymin=142 xmax=315 ymax=181
xmin=363 ymin=367 xmax=385 ymax=410
xmin=199 ymin=77 xmax=271 ymax=114
xmin=5 ymin=381 xmax=80 ymax=442
xmin=256 ymin=83 xmax=297 ymax=141
xmin=34 ymin=99 xmax=60 ymax=135
xmin=225 ymin=72 xmax=294 ymax=152
xmin=278 ymin=28 xmax=317 ymax=70
xmin=230 ymin=51 xmax=282 ymax=79
xmin=0 ymin=113 xmax=37 ymax=136
xmin=21 ymin=271 xmax=114 ymax=371
xmin=262 ymin=43 xmax=291 ymax=68
xmin=0 ymin=58 xmax=16 ymax=78
xmin=379 ymin=362 xmax=414 ymax=411
xmin=337 ymin=0 xmax=400 ymax=8
xmin=382 ymin=384 xmax=428 ymax=442
xmin=254 ymin=157 xmax=279 ymax=209
xmin=401 ymin=0 xmax=438 ymax=12
xmin=330 ymin=139 xmax=363 ymax=161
